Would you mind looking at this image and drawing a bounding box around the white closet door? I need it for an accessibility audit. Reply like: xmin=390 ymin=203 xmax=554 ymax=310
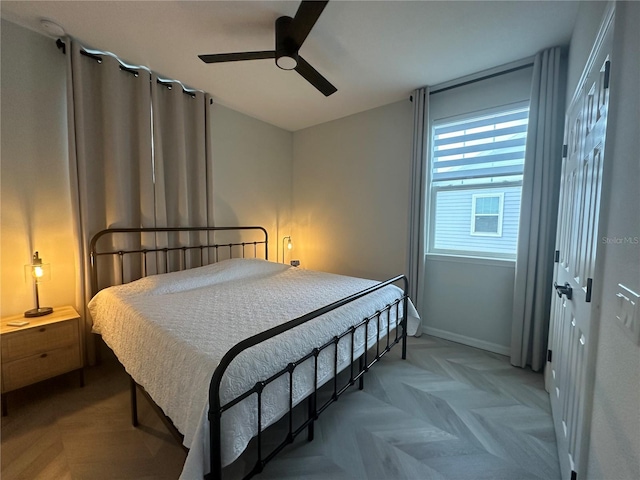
xmin=546 ymin=11 xmax=613 ymax=480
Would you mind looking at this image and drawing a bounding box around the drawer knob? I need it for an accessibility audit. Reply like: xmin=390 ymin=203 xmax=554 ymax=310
xmin=40 ymin=353 xmax=48 ymax=358
xmin=39 ymin=328 xmax=46 ymax=333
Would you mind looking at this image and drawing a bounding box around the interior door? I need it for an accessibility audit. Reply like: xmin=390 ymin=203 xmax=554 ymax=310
xmin=545 ymin=17 xmax=612 ymax=480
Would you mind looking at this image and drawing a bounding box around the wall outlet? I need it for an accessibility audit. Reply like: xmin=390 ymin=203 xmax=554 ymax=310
xmin=615 ymin=284 xmax=640 ymax=345
xmin=290 ymin=260 xmax=300 ymax=267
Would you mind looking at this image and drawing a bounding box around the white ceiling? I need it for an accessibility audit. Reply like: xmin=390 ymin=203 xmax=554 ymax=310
xmin=1 ymin=1 xmax=580 ymax=131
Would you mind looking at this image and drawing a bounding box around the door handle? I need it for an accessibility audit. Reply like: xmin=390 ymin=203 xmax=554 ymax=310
xmin=554 ymin=282 xmax=573 ymax=300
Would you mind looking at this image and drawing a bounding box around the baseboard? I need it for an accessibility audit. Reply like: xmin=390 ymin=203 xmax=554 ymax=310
xmin=423 ymin=326 xmax=511 ymax=356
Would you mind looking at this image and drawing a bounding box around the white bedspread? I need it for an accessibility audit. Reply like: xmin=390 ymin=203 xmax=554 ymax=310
xmin=89 ymin=259 xmax=420 ymax=478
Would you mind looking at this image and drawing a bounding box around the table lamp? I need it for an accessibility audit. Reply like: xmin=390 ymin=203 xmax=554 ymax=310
xmin=24 ymin=251 xmax=53 ymax=317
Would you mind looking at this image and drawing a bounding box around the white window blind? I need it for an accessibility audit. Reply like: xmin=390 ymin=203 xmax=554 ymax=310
xmin=432 ymin=107 xmax=529 ymax=184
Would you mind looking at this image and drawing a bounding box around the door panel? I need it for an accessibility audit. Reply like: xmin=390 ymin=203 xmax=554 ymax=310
xmin=546 ymin=19 xmax=612 ymax=480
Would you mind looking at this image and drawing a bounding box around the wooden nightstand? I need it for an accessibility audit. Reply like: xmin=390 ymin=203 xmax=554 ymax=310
xmin=1 ymin=305 xmax=84 ymax=415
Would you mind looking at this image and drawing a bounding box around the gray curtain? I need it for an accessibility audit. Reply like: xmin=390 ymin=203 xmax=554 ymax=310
xmin=66 ymin=40 xmax=212 ymax=363
xmin=151 ymin=75 xmax=213 ymax=271
xmin=66 ymin=40 xmax=154 ymax=362
xmin=406 ymin=87 xmax=429 ymax=336
xmin=511 ymin=47 xmax=566 ymax=370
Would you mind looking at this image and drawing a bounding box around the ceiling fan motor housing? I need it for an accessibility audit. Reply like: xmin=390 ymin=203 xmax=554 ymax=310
xmin=275 ymin=16 xmax=299 ymax=70
xmin=198 ymin=1 xmax=336 ymax=96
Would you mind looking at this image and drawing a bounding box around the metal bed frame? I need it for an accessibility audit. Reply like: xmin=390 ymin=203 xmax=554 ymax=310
xmin=89 ymin=226 xmax=408 ymax=480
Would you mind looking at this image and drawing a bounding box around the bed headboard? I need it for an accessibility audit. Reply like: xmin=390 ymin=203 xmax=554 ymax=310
xmin=89 ymin=226 xmax=268 ymax=296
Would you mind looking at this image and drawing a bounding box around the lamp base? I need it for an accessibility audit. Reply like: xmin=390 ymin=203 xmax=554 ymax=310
xmin=24 ymin=306 xmax=53 ymax=318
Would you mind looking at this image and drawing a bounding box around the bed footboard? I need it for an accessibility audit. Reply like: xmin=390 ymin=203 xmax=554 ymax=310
xmin=206 ymin=275 xmax=409 ymax=480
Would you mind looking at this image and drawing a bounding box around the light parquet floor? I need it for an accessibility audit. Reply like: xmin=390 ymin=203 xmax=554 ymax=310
xmin=1 ymin=335 xmax=560 ymax=480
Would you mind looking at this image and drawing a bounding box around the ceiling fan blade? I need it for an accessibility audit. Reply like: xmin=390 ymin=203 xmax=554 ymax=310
xmin=295 ymin=56 xmax=337 ymax=97
xmin=198 ymin=51 xmax=276 ymax=63
xmin=290 ymin=0 xmax=329 ymax=47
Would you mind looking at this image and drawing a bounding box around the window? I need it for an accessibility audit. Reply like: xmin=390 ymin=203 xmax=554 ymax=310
xmin=428 ymin=104 xmax=529 ymax=259
xmin=471 ymin=193 xmax=504 ymax=236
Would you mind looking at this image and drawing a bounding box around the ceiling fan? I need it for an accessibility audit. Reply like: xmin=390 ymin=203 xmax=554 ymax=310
xmin=198 ymin=0 xmax=337 ymax=97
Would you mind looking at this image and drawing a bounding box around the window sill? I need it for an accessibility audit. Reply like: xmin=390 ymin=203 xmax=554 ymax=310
xmin=425 ymin=253 xmax=516 ymax=268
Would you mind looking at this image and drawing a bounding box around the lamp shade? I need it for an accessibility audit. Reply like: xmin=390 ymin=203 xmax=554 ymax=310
xmin=25 ymin=253 xmax=51 ymax=283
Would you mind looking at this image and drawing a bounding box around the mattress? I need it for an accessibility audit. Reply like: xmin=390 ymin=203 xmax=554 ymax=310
xmin=88 ymin=258 xmax=420 ymax=477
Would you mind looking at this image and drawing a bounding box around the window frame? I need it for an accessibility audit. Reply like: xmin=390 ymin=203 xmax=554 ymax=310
xmin=426 ymin=101 xmax=529 ymax=261
xmin=470 ymin=192 xmax=504 ymax=237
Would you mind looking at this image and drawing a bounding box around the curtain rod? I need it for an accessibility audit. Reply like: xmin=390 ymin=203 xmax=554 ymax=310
xmin=58 ymin=39 xmax=198 ymax=98
xmin=157 ymin=78 xmax=196 ymax=98
xmin=429 ymin=62 xmax=534 ymax=96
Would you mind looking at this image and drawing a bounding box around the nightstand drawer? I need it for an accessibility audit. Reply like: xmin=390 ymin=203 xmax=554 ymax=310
xmin=1 ymin=343 xmax=82 ymax=392
xmin=1 ymin=318 xmax=79 ymax=362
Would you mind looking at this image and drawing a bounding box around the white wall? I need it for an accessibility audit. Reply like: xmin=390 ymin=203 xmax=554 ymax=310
xmin=292 ymin=100 xmax=413 ymax=281
xmin=210 ymin=103 xmax=293 ymax=262
xmin=423 ymin=257 xmax=515 ymax=353
xmin=583 ymin=2 xmax=640 ymax=479
xmin=1 ymin=19 xmax=76 ymax=317
xmin=0 ymin=20 xmax=293 ymax=317
xmin=565 ymin=1 xmax=609 ymax=102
